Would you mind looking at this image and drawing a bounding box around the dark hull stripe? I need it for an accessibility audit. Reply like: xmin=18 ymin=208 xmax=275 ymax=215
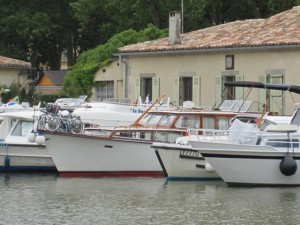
xmin=59 ymin=171 xmax=165 ymax=178
xmin=155 ymin=151 xmax=168 ymax=177
xmin=201 ymin=153 xmax=300 ymax=160
xmin=180 ymin=155 xmax=205 ymax=160
xmin=0 ymin=166 xmax=57 ymax=172
xmin=167 ymin=177 xmax=221 ymax=181
xmin=227 ymin=182 xmax=300 ymax=187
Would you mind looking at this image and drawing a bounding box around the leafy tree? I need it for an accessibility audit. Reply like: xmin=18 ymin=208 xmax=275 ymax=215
xmin=0 ymin=0 xmax=78 ymax=70
xmin=63 ymin=24 xmax=167 ymax=97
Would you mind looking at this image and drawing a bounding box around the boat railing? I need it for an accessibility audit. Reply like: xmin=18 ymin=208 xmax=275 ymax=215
xmin=187 ymin=127 xmax=260 ymax=145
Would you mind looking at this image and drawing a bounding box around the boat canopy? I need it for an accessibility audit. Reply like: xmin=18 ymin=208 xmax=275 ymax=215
xmin=224 ymin=81 xmax=300 ymax=94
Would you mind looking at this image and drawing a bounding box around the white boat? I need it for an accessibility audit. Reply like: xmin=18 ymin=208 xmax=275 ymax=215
xmin=40 ymin=96 xmax=250 ymax=177
xmin=189 ymin=107 xmax=300 ymax=186
xmin=0 ymin=110 xmax=56 ymax=172
xmin=151 ymin=114 xmax=281 ymax=180
xmin=57 ymin=95 xmax=171 ymax=127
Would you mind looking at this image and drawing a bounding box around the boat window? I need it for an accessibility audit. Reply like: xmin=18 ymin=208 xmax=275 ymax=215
xmin=154 ymin=131 xmax=182 ymax=143
xmin=291 ymin=108 xmax=300 ymax=125
xmin=218 ymin=117 xmax=229 ymax=130
xmin=9 ymin=118 xmax=18 ymax=130
xmin=203 ymin=116 xmax=215 ymax=129
xmin=175 ymin=116 xmax=200 ymax=129
xmin=266 ymin=139 xmax=299 ymax=148
xmin=10 ymin=120 xmax=33 ymax=137
xmin=158 ymin=114 xmax=176 ymax=126
xmin=140 ymin=114 xmax=163 ymax=126
xmin=112 ymin=131 xmax=152 ymax=141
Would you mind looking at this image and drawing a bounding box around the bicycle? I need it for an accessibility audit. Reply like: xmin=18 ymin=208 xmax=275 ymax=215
xmin=38 ymin=103 xmax=84 ymax=134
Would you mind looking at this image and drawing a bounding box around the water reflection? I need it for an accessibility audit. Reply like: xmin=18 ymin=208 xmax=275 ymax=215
xmin=0 ymin=174 xmax=300 ymax=224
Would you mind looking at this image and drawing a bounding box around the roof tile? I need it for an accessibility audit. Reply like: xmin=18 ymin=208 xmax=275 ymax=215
xmin=118 ymin=7 xmax=300 ymax=53
xmin=0 ymin=56 xmax=31 ymax=68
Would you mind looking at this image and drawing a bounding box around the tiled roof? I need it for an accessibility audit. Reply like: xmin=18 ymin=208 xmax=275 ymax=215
xmin=0 ymin=56 xmax=31 ymax=68
xmin=118 ymin=6 xmax=300 ymax=54
xmin=43 ymin=70 xmax=67 ymax=86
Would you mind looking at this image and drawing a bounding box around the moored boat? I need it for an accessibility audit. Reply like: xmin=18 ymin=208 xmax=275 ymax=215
xmin=189 ymin=107 xmax=300 ymax=186
xmin=0 ymin=110 xmax=56 ymax=172
xmin=40 ymin=96 xmax=249 ymax=177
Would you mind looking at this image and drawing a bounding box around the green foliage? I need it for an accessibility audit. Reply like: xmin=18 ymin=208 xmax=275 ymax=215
xmin=63 ymin=24 xmax=167 ymax=97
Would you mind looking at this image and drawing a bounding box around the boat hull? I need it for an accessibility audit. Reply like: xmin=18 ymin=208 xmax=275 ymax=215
xmin=0 ymin=144 xmax=56 ymax=172
xmin=152 ymin=143 xmax=220 ymax=180
xmin=45 ymin=133 xmax=163 ymax=177
xmin=190 ymin=141 xmax=300 ymax=186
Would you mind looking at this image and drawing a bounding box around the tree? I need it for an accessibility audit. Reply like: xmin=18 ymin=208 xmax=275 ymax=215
xmin=0 ymin=0 xmax=78 ymax=70
xmin=63 ymin=24 xmax=167 ymax=97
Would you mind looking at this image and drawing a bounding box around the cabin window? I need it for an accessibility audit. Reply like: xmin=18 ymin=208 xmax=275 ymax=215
xmin=266 ymin=139 xmax=299 ymax=148
xmin=291 ymin=109 xmax=300 ymax=126
xmin=175 ymin=115 xmax=200 ymax=129
xmin=10 ymin=120 xmax=33 ymax=137
xmin=218 ymin=117 xmax=229 ymax=130
xmin=203 ymin=116 xmax=215 ymax=129
xmin=154 ymin=131 xmax=182 ymax=143
xmin=158 ymin=114 xmax=176 ymax=126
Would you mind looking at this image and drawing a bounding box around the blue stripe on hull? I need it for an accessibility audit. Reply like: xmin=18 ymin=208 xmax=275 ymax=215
xmin=166 ymin=176 xmax=221 ymax=181
xmin=0 ymin=166 xmax=57 ymax=172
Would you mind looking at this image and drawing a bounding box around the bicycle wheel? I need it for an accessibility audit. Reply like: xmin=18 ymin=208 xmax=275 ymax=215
xmin=37 ymin=113 xmax=47 ymax=130
xmin=46 ymin=114 xmax=61 ymax=132
xmin=70 ymin=118 xmax=85 ymax=134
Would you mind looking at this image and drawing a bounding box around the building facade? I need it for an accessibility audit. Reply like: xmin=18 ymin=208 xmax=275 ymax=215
xmin=94 ymin=7 xmax=300 ymax=115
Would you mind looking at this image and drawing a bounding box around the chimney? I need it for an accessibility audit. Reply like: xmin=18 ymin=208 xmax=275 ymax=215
xmin=168 ymin=11 xmax=181 ymax=45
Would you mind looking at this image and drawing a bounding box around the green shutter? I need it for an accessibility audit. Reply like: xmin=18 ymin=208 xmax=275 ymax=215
xmin=135 ymin=78 xmax=140 ymax=99
xmin=215 ymin=76 xmax=222 ymax=107
xmin=173 ymin=77 xmax=179 ymax=106
xmin=192 ymin=76 xmax=201 ymax=106
xmin=258 ymin=75 xmax=266 ymax=111
xmin=235 ymin=75 xmax=244 ymax=100
xmin=152 ymin=77 xmax=160 ymax=101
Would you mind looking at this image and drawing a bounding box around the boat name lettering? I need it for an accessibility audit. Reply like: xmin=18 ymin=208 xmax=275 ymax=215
xmin=180 ymin=150 xmax=199 ymax=157
xmin=132 ymin=108 xmax=144 ymax=114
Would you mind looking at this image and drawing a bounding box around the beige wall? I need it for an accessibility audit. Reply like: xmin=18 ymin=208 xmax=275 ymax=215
xmin=0 ymin=69 xmax=27 ymax=86
xmin=95 ymin=49 xmax=300 ymax=115
xmin=93 ymin=60 xmax=124 ymax=100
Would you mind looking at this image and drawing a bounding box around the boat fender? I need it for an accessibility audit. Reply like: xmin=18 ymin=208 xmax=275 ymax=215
xmin=28 ymin=132 xmax=37 ymax=143
xmin=205 ymin=162 xmax=214 ymax=173
xmin=35 ymin=134 xmax=46 ymax=145
xmin=279 ymin=155 xmax=297 ymax=176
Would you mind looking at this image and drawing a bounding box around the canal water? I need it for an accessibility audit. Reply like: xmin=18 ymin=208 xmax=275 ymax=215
xmin=0 ymin=173 xmax=300 ymax=225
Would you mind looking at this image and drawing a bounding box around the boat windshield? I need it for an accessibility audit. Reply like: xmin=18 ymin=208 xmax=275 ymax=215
xmin=139 ymin=113 xmax=164 ymax=126
xmin=219 ymin=100 xmax=252 ymax=112
xmin=158 ymin=114 xmax=176 ymax=126
xmin=10 ymin=119 xmax=33 ymax=137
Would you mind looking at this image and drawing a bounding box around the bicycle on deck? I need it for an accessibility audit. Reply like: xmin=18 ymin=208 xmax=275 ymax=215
xmin=38 ymin=103 xmax=84 ymax=134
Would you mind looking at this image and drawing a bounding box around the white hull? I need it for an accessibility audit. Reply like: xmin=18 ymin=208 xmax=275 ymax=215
xmin=45 ymin=133 xmax=163 ymax=177
xmin=190 ymin=141 xmax=300 ymax=186
xmin=152 ymin=143 xmax=219 ymax=180
xmin=0 ymin=144 xmax=55 ymax=172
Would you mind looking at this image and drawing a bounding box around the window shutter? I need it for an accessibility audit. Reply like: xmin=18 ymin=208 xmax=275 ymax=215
xmin=192 ymin=76 xmax=201 ymax=106
xmin=215 ymin=76 xmax=222 ymax=107
xmin=173 ymin=77 xmax=179 ymax=106
xmin=235 ymin=75 xmax=244 ymax=100
xmin=135 ymin=78 xmax=140 ymax=99
xmin=152 ymin=77 xmax=160 ymax=101
xmin=258 ymin=75 xmax=266 ymax=111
